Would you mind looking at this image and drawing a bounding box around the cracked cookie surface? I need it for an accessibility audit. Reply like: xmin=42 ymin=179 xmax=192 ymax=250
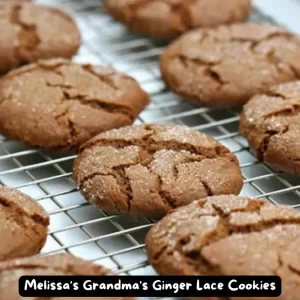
xmin=160 ymin=23 xmax=300 ymax=108
xmin=104 ymin=0 xmax=251 ymax=39
xmin=73 ymin=124 xmax=243 ymax=219
xmin=0 ymin=2 xmax=80 ymax=73
xmin=0 ymin=185 xmax=49 ymax=262
xmin=0 ymin=253 xmax=134 ymax=300
xmin=240 ymin=81 xmax=300 ymax=176
xmin=146 ymin=195 xmax=300 ymax=300
xmin=0 ymin=59 xmax=150 ymax=151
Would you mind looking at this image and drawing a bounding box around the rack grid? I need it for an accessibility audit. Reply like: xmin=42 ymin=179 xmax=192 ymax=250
xmin=1 ymin=0 xmax=300 ymax=279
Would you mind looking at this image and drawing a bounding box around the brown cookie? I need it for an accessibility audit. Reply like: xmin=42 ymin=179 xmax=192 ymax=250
xmin=240 ymin=81 xmax=300 ymax=176
xmin=104 ymin=0 xmax=251 ymax=39
xmin=0 ymin=185 xmax=49 ymax=262
xmin=0 ymin=253 xmax=134 ymax=300
xmin=0 ymin=59 xmax=150 ymax=151
xmin=160 ymin=23 xmax=300 ymax=108
xmin=0 ymin=2 xmax=80 ymax=73
xmin=73 ymin=124 xmax=243 ymax=219
xmin=146 ymin=195 xmax=300 ymax=299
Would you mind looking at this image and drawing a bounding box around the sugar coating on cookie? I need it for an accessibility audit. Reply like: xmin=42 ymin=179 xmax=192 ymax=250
xmin=160 ymin=23 xmax=300 ymax=108
xmin=240 ymin=81 xmax=300 ymax=176
xmin=0 ymin=253 xmax=134 ymax=300
xmin=0 ymin=2 xmax=80 ymax=73
xmin=73 ymin=124 xmax=243 ymax=219
xmin=0 ymin=59 xmax=150 ymax=151
xmin=104 ymin=0 xmax=251 ymax=39
xmin=146 ymin=195 xmax=300 ymax=299
xmin=0 ymin=185 xmax=49 ymax=262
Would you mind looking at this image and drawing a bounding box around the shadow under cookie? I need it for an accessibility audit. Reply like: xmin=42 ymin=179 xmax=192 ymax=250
xmin=73 ymin=124 xmax=243 ymax=220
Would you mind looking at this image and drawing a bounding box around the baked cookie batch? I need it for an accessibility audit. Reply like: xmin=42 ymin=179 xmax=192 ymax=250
xmin=0 ymin=0 xmax=300 ymax=299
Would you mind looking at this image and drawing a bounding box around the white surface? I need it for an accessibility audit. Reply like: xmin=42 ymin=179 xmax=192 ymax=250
xmin=254 ymin=0 xmax=300 ymax=33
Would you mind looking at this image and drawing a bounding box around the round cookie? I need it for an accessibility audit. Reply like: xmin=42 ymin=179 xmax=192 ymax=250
xmin=160 ymin=23 xmax=300 ymax=108
xmin=0 ymin=59 xmax=150 ymax=152
xmin=73 ymin=124 xmax=243 ymax=219
xmin=0 ymin=253 xmax=134 ymax=300
xmin=0 ymin=185 xmax=49 ymax=262
xmin=104 ymin=0 xmax=251 ymax=39
xmin=146 ymin=195 xmax=300 ymax=299
xmin=0 ymin=2 xmax=80 ymax=74
xmin=240 ymin=81 xmax=300 ymax=176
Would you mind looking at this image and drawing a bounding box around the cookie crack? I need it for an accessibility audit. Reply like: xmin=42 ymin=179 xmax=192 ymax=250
xmin=76 ymin=171 xmax=126 ymax=213
xmin=256 ymin=106 xmax=300 ymax=160
xmin=62 ymin=90 xmax=134 ymax=119
xmin=82 ymin=65 xmax=118 ymax=91
xmin=174 ymin=0 xmax=196 ymax=29
xmin=178 ymin=54 xmax=220 ymax=68
xmin=175 ymin=31 xmax=299 ymax=90
xmin=54 ymin=102 xmax=80 ymax=150
xmin=10 ymin=4 xmax=41 ymax=63
xmin=177 ymin=55 xmax=229 ymax=87
xmin=155 ymin=174 xmax=177 ymax=210
xmin=205 ymin=68 xmax=230 ymax=85
xmin=0 ymin=196 xmax=48 ymax=227
xmin=286 ymin=61 xmax=300 ymax=78
xmin=46 ymin=81 xmax=134 ymax=120
xmin=262 ymin=104 xmax=300 ymax=121
xmin=250 ymin=31 xmax=296 ymax=50
xmin=161 ymin=199 xmax=300 ymax=275
xmin=288 ymin=265 xmax=300 ymax=278
xmin=201 ymin=181 xmax=213 ymax=197
xmin=112 ymin=166 xmax=133 ymax=213
xmin=172 ymin=157 xmax=214 ymax=198
xmin=77 ymin=157 xmax=141 ymax=214
xmin=80 ymin=136 xmax=230 ymax=160
xmin=177 ymin=217 xmax=300 ymax=276
xmin=257 ymin=129 xmax=283 ymax=162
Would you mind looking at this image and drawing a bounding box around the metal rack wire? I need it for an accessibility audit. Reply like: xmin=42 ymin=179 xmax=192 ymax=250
xmin=1 ymin=0 xmax=300 ymax=279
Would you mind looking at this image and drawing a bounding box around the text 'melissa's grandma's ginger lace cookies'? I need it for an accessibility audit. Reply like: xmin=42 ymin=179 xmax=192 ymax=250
xmin=0 ymin=2 xmax=80 ymax=73
xmin=146 ymin=195 xmax=300 ymax=300
xmin=104 ymin=0 xmax=252 ymax=39
xmin=0 ymin=59 xmax=150 ymax=152
xmin=73 ymin=124 xmax=243 ymax=219
xmin=240 ymin=81 xmax=300 ymax=176
xmin=160 ymin=23 xmax=300 ymax=108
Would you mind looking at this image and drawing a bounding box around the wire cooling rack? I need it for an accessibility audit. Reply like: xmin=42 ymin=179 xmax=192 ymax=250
xmin=1 ymin=0 xmax=300 ymax=279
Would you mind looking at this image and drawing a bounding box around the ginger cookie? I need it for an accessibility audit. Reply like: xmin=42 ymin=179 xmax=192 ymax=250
xmin=240 ymin=81 xmax=300 ymax=176
xmin=0 ymin=59 xmax=150 ymax=151
xmin=160 ymin=23 xmax=300 ymax=108
xmin=0 ymin=253 xmax=134 ymax=300
xmin=146 ymin=195 xmax=300 ymax=299
xmin=0 ymin=185 xmax=49 ymax=262
xmin=0 ymin=2 xmax=80 ymax=73
xmin=73 ymin=124 xmax=243 ymax=219
xmin=104 ymin=0 xmax=251 ymax=39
